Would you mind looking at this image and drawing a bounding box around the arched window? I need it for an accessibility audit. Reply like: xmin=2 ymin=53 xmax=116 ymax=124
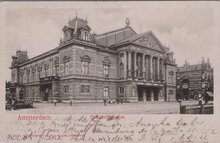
xmin=32 ymin=66 xmax=36 ymax=82
xmin=20 ymin=70 xmax=24 ymax=84
xmin=44 ymin=63 xmax=49 ymax=77
xmin=103 ymin=65 xmax=109 ymax=77
xmin=62 ymin=55 xmax=70 ymax=76
xmin=103 ymin=57 xmax=111 ymax=77
xmin=26 ymin=68 xmax=30 ymax=83
xmin=37 ymin=65 xmax=42 ymax=80
xmin=81 ymin=55 xmax=91 ymax=75
xmin=54 ymin=57 xmax=59 ymax=76
xmin=119 ymin=62 xmax=124 ymax=78
xmin=182 ymin=79 xmax=189 ymax=89
xmin=119 ymin=87 xmax=125 ymax=94
xmin=84 ymin=32 xmax=88 ymax=41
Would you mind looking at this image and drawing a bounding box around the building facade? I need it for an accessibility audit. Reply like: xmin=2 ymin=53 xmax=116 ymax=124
xmin=9 ymin=17 xmax=176 ymax=102
xmin=176 ymin=58 xmax=213 ymax=100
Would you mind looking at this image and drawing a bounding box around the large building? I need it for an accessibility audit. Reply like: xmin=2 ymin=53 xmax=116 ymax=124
xmin=9 ymin=16 xmax=177 ymax=103
xmin=176 ymin=57 xmax=213 ymax=100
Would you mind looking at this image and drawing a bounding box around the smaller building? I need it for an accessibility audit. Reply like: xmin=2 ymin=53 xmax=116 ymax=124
xmin=176 ymin=57 xmax=213 ymax=100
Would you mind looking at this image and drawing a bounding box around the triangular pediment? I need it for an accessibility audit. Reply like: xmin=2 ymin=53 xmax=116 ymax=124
xmin=132 ymin=32 xmax=165 ymax=52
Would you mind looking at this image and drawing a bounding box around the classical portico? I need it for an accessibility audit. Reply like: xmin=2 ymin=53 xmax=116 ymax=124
xmin=121 ymin=50 xmax=164 ymax=82
xmin=117 ymin=30 xmax=168 ymax=102
xmin=119 ymin=48 xmax=165 ymax=102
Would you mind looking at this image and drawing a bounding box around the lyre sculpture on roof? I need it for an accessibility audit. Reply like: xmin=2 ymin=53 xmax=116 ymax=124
xmin=125 ymin=17 xmax=130 ymax=27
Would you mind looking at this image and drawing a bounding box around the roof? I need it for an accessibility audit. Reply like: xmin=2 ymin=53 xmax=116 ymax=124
xmin=95 ymin=26 xmax=136 ymax=47
xmin=111 ymin=30 xmax=166 ymax=53
xmin=66 ymin=17 xmax=91 ymax=30
xmin=96 ymin=26 xmax=137 ymax=37
xmin=177 ymin=63 xmax=206 ymax=72
xmin=18 ymin=48 xmax=59 ymax=67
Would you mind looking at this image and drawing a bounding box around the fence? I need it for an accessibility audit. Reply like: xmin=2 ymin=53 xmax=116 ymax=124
xmin=180 ymin=104 xmax=213 ymax=114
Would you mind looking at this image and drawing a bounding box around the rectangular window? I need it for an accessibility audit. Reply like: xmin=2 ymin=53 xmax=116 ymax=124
xmin=64 ymin=62 xmax=69 ymax=76
xmin=39 ymin=70 xmax=42 ymax=79
xmin=20 ymin=75 xmax=23 ymax=84
xmin=81 ymin=85 xmax=90 ymax=93
xmin=63 ymin=85 xmax=69 ymax=93
xmin=104 ymin=65 xmax=109 ymax=77
xmin=45 ymin=69 xmax=49 ymax=77
xmin=119 ymin=87 xmax=125 ymax=94
xmin=32 ymin=73 xmax=35 ymax=82
xmin=55 ymin=66 xmax=59 ymax=76
xmin=119 ymin=63 xmax=124 ymax=78
xmin=82 ymin=61 xmax=89 ymax=75
xmin=27 ymin=74 xmax=29 ymax=83
xmin=103 ymin=86 xmax=109 ymax=97
xmin=84 ymin=32 xmax=88 ymax=41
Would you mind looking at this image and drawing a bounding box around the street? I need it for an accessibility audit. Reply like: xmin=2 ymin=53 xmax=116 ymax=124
xmin=7 ymin=101 xmax=180 ymax=114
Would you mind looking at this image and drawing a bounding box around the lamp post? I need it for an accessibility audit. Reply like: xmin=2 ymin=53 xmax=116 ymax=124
xmin=176 ymin=76 xmax=183 ymax=114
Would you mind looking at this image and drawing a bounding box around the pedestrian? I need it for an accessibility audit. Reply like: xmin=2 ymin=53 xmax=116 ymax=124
xmin=103 ymin=98 xmax=107 ymax=106
xmin=7 ymin=93 xmax=13 ymax=110
xmin=13 ymin=96 xmax=18 ymax=110
xmin=203 ymin=91 xmax=209 ymax=105
xmin=8 ymin=94 xmax=12 ymax=105
xmin=19 ymin=89 xmax=24 ymax=100
xmin=198 ymin=93 xmax=204 ymax=106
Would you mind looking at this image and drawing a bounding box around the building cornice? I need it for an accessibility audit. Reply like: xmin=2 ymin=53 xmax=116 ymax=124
xmin=18 ymin=49 xmax=59 ymax=67
xmin=58 ymin=38 xmax=118 ymax=54
xmin=12 ymin=39 xmax=120 ymax=68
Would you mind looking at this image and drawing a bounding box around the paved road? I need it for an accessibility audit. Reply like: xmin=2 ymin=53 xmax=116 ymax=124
xmin=7 ymin=101 xmax=180 ymax=114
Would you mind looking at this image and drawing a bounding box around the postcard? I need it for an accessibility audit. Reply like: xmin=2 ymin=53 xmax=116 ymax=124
xmin=0 ymin=1 xmax=220 ymax=143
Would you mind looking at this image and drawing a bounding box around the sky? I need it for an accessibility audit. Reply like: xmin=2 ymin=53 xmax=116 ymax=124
xmin=2 ymin=2 xmax=216 ymax=81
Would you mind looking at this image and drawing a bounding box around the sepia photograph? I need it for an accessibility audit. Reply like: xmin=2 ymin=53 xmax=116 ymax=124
xmin=3 ymin=2 xmax=214 ymax=115
xmin=1 ymin=2 xmax=220 ymax=143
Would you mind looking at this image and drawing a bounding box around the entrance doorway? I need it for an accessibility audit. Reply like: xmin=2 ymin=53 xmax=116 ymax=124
xmin=154 ymin=89 xmax=159 ymax=101
xmin=137 ymin=86 xmax=143 ymax=101
xmin=137 ymin=85 xmax=160 ymax=101
xmin=40 ymin=84 xmax=52 ymax=101
xmin=146 ymin=90 xmax=151 ymax=101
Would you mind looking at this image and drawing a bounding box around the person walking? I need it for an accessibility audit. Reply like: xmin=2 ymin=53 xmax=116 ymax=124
xmin=103 ymin=97 xmax=107 ymax=106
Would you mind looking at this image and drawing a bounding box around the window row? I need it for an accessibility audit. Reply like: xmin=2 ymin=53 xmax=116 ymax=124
xmin=62 ymin=85 xmax=125 ymax=95
xmin=19 ymin=61 xmax=111 ymax=83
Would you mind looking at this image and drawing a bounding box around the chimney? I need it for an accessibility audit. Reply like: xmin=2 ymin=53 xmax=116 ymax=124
xmin=201 ymin=56 xmax=205 ymax=64
xmin=16 ymin=50 xmax=29 ymax=63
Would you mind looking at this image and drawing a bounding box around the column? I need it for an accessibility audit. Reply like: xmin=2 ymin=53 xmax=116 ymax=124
xmin=157 ymin=57 xmax=160 ymax=81
xmin=145 ymin=56 xmax=148 ymax=80
xmin=50 ymin=58 xmax=53 ymax=76
xmin=143 ymin=89 xmax=146 ymax=102
xmin=124 ymin=51 xmax=127 ymax=78
xmin=142 ymin=54 xmax=146 ymax=79
xmin=134 ymin=52 xmax=137 ymax=79
xmin=161 ymin=59 xmax=164 ymax=81
xmin=128 ymin=51 xmax=131 ymax=78
xmin=151 ymin=89 xmax=154 ymax=101
xmin=149 ymin=56 xmax=153 ymax=81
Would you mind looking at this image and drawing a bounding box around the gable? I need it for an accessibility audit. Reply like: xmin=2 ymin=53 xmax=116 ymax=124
xmin=132 ymin=32 xmax=165 ymax=52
